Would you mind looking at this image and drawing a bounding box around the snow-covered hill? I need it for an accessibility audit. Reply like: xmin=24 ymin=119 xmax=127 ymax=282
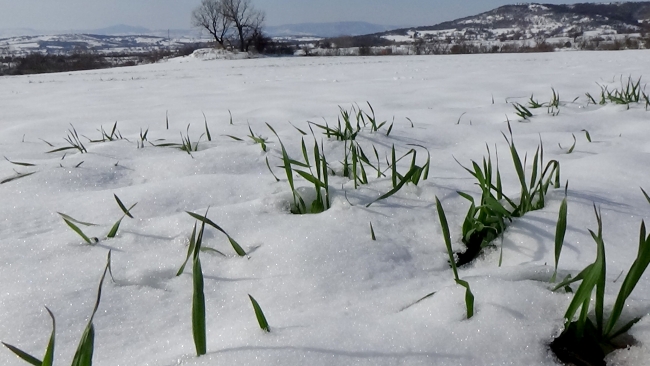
xmin=381 ymin=2 xmax=650 ymax=46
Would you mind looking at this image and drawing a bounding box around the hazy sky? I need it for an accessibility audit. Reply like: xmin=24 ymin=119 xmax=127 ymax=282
xmin=0 ymin=0 xmax=646 ymax=31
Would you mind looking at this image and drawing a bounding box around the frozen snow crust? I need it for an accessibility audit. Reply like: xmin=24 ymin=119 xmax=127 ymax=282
xmin=1 ymin=50 xmax=650 ymax=365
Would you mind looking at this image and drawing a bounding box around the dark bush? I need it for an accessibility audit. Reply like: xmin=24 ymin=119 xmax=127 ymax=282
xmin=12 ymin=52 xmax=110 ymax=75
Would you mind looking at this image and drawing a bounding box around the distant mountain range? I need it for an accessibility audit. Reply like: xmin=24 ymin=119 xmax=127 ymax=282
xmin=264 ymin=21 xmax=401 ymax=38
xmin=0 ymin=24 xmax=201 ymax=39
xmin=89 ymin=24 xmax=152 ymax=35
xmin=0 ymin=21 xmax=399 ymax=39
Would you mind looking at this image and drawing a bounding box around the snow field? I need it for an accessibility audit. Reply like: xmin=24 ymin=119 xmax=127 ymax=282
xmin=1 ymin=50 xmax=650 ymax=365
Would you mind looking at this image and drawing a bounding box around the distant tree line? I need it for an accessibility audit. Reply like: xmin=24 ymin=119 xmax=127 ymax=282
xmin=0 ymin=53 xmax=111 ymax=75
xmin=0 ymin=44 xmax=205 ymax=76
xmin=298 ymin=31 xmax=650 ymax=57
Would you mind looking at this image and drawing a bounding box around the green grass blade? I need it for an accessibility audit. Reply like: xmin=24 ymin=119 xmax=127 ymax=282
xmin=483 ymin=195 xmax=512 ymax=217
xmin=265 ymin=157 xmax=280 ymax=182
xmin=2 ymin=306 xmax=56 ymax=366
xmin=279 ymin=147 xmax=295 ymax=191
xmin=248 ymin=295 xmax=270 ymax=332
xmin=292 ymin=190 xmax=307 ymax=214
xmin=62 ymin=218 xmax=94 ymax=244
xmin=1 ymin=171 xmax=36 ymax=184
xmin=176 ymin=223 xmax=196 ymax=276
xmin=403 ymin=145 xmax=431 ymax=180
xmin=609 ymin=317 xmax=642 ymax=340
xmin=552 ymin=264 xmax=590 ymax=292
xmin=46 ymin=146 xmax=78 ymax=154
xmin=566 ymin=134 xmax=577 ymax=154
xmin=455 ymin=279 xmax=474 ymax=319
xmin=71 ymin=252 xmax=110 ymax=366
xmin=370 ymin=222 xmax=376 ymax=241
xmin=585 ymin=93 xmax=596 ymax=105
xmin=560 ymin=209 xmax=605 ymax=336
xmin=285 ymin=159 xmax=311 ymax=169
xmin=561 ymin=263 xmax=598 ymax=334
xmin=192 ymin=223 xmax=207 ymax=356
xmin=114 ymin=194 xmax=136 ymax=218
xmin=457 ymin=191 xmax=475 ymax=204
xmin=436 ymin=197 xmax=459 ymax=280
xmin=641 ymin=187 xmax=650 ymax=206
xmin=295 ymin=170 xmax=324 ymax=188
xmin=151 ymin=142 xmax=183 ymax=148
xmin=203 ymin=112 xmax=211 ymax=141
xmin=91 ymin=252 xmax=110 ymax=320
xmin=107 ymin=197 xmax=136 ymax=237
xmin=457 ymin=112 xmax=467 ymax=124
xmin=4 ymin=156 xmax=36 ymax=167
xmin=529 ymin=148 xmax=539 ymax=189
xmin=289 ymin=122 xmax=307 ymax=136
xmin=399 ymin=291 xmax=436 ymax=311
xmin=106 ymin=217 xmax=123 ymax=239
xmin=470 ymin=161 xmax=486 ymax=186
xmin=1 ymin=342 xmax=42 ymax=366
xmin=321 ymin=144 xmax=330 ymax=209
xmin=226 ymin=236 xmax=246 ymax=257
xmin=70 ymin=326 xmax=94 ymax=366
xmin=576 ymin=298 xmax=590 ymax=337
xmin=509 ymin=144 xmax=528 ymax=203
xmin=496 ymin=153 xmax=503 ymax=200
xmin=106 ymin=250 xmax=115 ymax=283
xmin=351 ymin=144 xmax=359 ymax=188
xmin=40 ymin=138 xmax=54 ymax=147
xmin=57 ymin=212 xmax=97 ymax=226
xmin=592 ymin=208 xmax=607 ymax=334
xmin=498 ymin=237 xmax=504 ymax=267
xmin=391 ymin=144 xmax=397 ymax=188
xmin=41 ymin=307 xmax=55 ymax=366
xmin=366 ymin=166 xmax=418 ymax=207
xmin=313 ymin=140 xmax=322 ymax=182
xmin=310 ymin=198 xmax=325 ymax=214
xmin=224 ymin=135 xmax=244 ymax=141
xmin=604 ymin=220 xmax=650 ymax=337
xmin=406 ymin=117 xmax=414 ymax=128
xmin=186 ymin=211 xmax=246 ymax=256
xmin=551 ymin=197 xmax=568 ymax=282
xmin=109 ymin=121 xmax=117 ymax=140
xmin=300 ymin=138 xmax=309 ymax=166
xmin=200 ymin=246 xmax=226 ymax=256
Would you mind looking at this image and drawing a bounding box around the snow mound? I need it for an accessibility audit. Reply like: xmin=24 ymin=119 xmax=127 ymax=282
xmin=192 ymin=48 xmax=251 ymax=60
xmin=169 ymin=48 xmax=252 ymax=63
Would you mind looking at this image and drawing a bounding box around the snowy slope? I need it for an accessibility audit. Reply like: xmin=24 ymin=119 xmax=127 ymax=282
xmin=1 ymin=50 xmax=650 ymax=365
xmin=382 ymin=2 xmax=650 ymax=44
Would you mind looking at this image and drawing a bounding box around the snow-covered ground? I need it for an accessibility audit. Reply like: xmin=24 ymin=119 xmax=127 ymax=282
xmin=1 ymin=50 xmax=650 ymax=366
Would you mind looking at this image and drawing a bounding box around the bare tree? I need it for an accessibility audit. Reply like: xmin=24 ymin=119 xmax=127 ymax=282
xmin=221 ymin=0 xmax=265 ymax=52
xmin=191 ymin=0 xmax=231 ymax=48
